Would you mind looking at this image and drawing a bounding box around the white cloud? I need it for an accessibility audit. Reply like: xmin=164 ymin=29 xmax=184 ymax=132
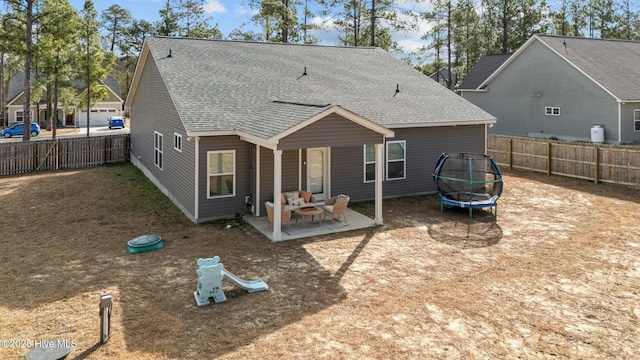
xmin=203 ymin=0 xmax=226 ymax=14
xmin=234 ymin=5 xmax=258 ymax=16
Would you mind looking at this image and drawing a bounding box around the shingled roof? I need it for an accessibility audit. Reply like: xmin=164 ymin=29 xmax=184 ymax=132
xmin=131 ymin=37 xmax=495 ymax=138
xmin=458 ymin=53 xmax=512 ymax=90
xmin=7 ymin=72 xmax=122 ymax=104
xmin=534 ymin=35 xmax=640 ymax=101
xmin=461 ymin=35 xmax=640 ymax=102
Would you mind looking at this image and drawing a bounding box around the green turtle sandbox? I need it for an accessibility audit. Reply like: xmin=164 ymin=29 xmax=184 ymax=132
xmin=127 ymin=234 xmax=163 ymax=253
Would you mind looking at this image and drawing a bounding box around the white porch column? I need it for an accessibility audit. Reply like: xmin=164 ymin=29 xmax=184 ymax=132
xmin=374 ymin=143 xmax=383 ymax=225
xmin=273 ymin=149 xmax=283 ymax=241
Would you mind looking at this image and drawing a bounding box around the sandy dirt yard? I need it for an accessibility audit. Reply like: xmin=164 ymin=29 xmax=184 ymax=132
xmin=0 ymin=164 xmax=638 ymax=359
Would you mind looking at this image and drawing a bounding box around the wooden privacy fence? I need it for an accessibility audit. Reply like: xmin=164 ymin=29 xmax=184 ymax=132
xmin=0 ymin=134 xmax=130 ymax=176
xmin=487 ymin=135 xmax=640 ymax=187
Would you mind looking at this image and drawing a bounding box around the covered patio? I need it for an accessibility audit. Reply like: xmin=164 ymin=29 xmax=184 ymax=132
xmin=244 ymin=207 xmax=376 ymax=241
xmin=240 ymin=105 xmax=394 ymax=241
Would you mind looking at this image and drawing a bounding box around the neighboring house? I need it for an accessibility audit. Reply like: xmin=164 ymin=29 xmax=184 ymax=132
xmin=5 ymin=72 xmax=123 ymax=128
xmin=459 ymin=35 xmax=640 ymax=144
xmin=429 ymin=68 xmax=457 ymax=90
xmin=125 ymin=36 xmax=495 ymax=240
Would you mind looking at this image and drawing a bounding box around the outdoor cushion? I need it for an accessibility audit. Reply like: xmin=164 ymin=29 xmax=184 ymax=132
xmin=335 ymin=194 xmax=349 ymax=203
xmin=287 ymin=197 xmax=305 ymax=206
xmin=284 ymin=191 xmax=299 ymax=201
xmin=280 ymin=193 xmax=286 ymax=206
xmin=300 ymin=191 xmax=312 ymax=203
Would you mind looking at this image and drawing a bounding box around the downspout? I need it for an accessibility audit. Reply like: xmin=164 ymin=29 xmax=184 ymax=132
xmin=374 ymin=142 xmax=383 ymax=225
xmin=618 ymin=102 xmax=622 ymax=144
xmin=194 ymin=136 xmax=200 ymax=221
xmin=298 ymin=149 xmax=302 ymax=191
xmin=256 ymin=145 xmax=261 ymax=217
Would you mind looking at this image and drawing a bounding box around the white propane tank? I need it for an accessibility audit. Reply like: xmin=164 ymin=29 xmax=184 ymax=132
xmin=591 ymin=125 xmax=604 ymax=143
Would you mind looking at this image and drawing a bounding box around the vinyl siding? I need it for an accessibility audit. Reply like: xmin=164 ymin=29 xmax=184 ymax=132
xmin=279 ymin=114 xmax=383 ymax=150
xmin=129 ymin=53 xmax=196 ymax=221
xmin=620 ymin=103 xmax=640 ymax=144
xmin=465 ymin=40 xmax=618 ymax=142
xmin=330 ymin=125 xmax=486 ymax=201
xmin=197 ymin=136 xmax=252 ymax=221
xmin=255 ymin=148 xmax=301 ymax=206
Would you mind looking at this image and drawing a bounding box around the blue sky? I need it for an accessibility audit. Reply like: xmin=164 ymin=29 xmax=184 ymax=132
xmin=68 ymin=0 xmax=433 ymax=59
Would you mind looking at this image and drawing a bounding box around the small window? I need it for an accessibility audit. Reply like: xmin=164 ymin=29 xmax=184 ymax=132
xmin=15 ymin=110 xmax=33 ymax=122
xmin=363 ymin=144 xmax=376 ymax=183
xmin=208 ymin=150 xmax=235 ymax=198
xmin=386 ymin=140 xmax=406 ymax=180
xmin=545 ymin=107 xmax=560 ymax=116
xmin=108 ymin=109 xmax=116 ymax=113
xmin=154 ymin=132 xmax=163 ymax=170
xmin=174 ymin=133 xmax=182 ymax=152
xmin=91 ymin=109 xmax=98 ymax=113
xmin=635 ymin=110 xmax=640 ymax=132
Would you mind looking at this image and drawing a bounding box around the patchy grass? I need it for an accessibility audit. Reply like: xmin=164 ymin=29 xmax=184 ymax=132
xmin=0 ymin=164 xmax=638 ymax=359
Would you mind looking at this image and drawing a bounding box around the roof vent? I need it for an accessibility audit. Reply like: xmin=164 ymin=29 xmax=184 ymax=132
xmin=168 ymin=49 xmax=172 ymax=58
xmin=394 ymin=84 xmax=400 ymax=97
xmin=303 ymin=66 xmax=307 ymax=75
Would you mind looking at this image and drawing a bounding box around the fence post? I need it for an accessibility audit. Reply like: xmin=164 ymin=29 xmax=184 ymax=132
xmin=103 ymin=137 xmax=109 ymax=164
xmin=508 ymin=138 xmax=513 ymax=170
xmin=32 ymin=141 xmax=38 ymax=172
xmin=547 ymin=141 xmax=551 ymax=176
xmin=594 ymin=146 xmax=599 ymax=184
xmin=55 ymin=140 xmax=59 ymax=170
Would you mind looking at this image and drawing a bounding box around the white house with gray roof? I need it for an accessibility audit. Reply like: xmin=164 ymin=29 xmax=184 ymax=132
xmin=459 ymin=35 xmax=640 ymax=144
xmin=125 ymin=36 xmax=495 ymax=241
xmin=5 ymin=73 xmax=123 ymax=128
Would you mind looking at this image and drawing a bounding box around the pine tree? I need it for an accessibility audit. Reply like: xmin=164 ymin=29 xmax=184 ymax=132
xmin=77 ymin=0 xmax=114 ymax=137
xmin=101 ymin=4 xmax=132 ymax=53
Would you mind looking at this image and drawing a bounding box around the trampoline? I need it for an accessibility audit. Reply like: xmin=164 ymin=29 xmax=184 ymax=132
xmin=432 ymin=153 xmax=503 ymax=218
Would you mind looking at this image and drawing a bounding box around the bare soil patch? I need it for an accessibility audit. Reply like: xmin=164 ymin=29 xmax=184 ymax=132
xmin=0 ymin=164 xmax=638 ymax=359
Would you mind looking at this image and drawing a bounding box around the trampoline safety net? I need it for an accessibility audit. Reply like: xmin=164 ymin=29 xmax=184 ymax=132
xmin=432 ymin=153 xmax=503 ymax=203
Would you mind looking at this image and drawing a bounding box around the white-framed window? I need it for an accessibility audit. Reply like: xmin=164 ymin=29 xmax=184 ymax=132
xmin=386 ymin=140 xmax=406 ymax=180
xmin=635 ymin=110 xmax=640 ymax=132
xmin=15 ymin=110 xmax=33 ymax=122
xmin=154 ymin=131 xmax=163 ymax=170
xmin=363 ymin=144 xmax=376 ymax=183
xmin=174 ymin=133 xmax=182 ymax=152
xmin=545 ymin=107 xmax=560 ymax=116
xmin=208 ymin=150 xmax=235 ymax=198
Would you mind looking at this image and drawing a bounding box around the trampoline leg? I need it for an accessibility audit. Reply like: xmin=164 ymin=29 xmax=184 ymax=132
xmin=469 ymin=208 xmax=472 ymax=218
xmin=440 ymin=203 xmax=443 ymax=213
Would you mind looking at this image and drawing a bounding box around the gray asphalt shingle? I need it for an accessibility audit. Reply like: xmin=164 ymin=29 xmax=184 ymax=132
xmin=537 ymin=35 xmax=640 ymax=101
xmin=458 ymin=53 xmax=512 ymax=90
xmin=460 ymin=35 xmax=640 ymax=102
xmin=145 ymin=37 xmax=495 ymax=138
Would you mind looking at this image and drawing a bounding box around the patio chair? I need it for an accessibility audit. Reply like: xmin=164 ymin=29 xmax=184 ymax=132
xmin=265 ymin=201 xmax=291 ymax=229
xmin=322 ymin=194 xmax=350 ymax=223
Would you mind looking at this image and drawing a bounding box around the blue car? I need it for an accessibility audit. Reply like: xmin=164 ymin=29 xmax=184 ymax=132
xmin=1 ymin=122 xmax=41 ymax=138
xmin=108 ymin=116 xmax=125 ymax=129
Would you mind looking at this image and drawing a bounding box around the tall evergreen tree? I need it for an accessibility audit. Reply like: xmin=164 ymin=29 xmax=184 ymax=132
xmin=451 ymin=0 xmax=483 ymax=79
xmin=3 ymin=0 xmax=38 ymax=140
xmin=174 ymin=0 xmax=222 ymax=38
xmin=101 ymin=4 xmax=132 ymax=53
xmin=37 ymin=0 xmax=78 ymax=135
xmin=156 ymin=0 xmax=180 ymax=36
xmin=77 ymin=0 xmax=114 ymax=137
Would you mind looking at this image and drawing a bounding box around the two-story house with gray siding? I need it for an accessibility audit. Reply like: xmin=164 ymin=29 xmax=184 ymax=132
xmin=125 ymin=36 xmax=496 ymax=241
xmin=459 ymin=35 xmax=640 ymax=144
